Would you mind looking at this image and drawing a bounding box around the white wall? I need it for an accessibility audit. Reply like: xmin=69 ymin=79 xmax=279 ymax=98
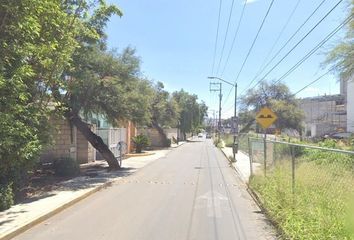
xmin=347 ymin=80 xmax=354 ymax=132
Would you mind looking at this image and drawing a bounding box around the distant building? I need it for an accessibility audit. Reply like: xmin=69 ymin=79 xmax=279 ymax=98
xmin=300 ymin=94 xmax=346 ymax=137
xmin=346 ymin=77 xmax=354 ymax=132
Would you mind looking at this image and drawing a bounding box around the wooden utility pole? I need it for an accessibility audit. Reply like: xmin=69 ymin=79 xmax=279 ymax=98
xmin=210 ymin=82 xmax=222 ymax=142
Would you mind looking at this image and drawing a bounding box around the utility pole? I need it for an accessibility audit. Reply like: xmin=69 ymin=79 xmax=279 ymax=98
xmin=210 ymin=82 xmax=222 ymax=142
xmin=208 ymin=76 xmax=238 ymax=161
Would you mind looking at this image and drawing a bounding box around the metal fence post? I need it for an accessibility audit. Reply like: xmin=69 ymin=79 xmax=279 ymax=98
xmin=290 ymin=145 xmax=295 ymax=194
xmin=263 ymin=132 xmax=267 ymax=177
xmin=248 ymin=136 xmax=253 ymax=178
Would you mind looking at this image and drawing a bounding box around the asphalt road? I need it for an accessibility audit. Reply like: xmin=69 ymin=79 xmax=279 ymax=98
xmin=14 ymin=139 xmax=276 ymax=240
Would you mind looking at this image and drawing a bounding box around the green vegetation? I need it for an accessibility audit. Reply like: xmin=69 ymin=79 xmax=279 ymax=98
xmin=0 ymin=0 xmax=209 ymax=209
xmin=0 ymin=183 xmax=14 ymax=211
xmin=132 ymin=134 xmax=150 ymax=153
xmin=172 ymin=90 xmax=208 ymax=139
xmin=222 ymin=134 xmax=234 ymax=148
xmin=239 ymin=81 xmax=304 ymax=133
xmin=250 ymin=145 xmax=354 ymax=239
xmin=325 ymin=0 xmax=353 ymax=81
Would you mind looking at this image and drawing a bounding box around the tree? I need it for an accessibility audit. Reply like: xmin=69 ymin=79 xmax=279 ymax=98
xmin=63 ymin=46 xmax=153 ymax=169
xmin=325 ymin=0 xmax=354 ymax=81
xmin=0 ymin=0 xmax=93 ymax=195
xmin=149 ymin=82 xmax=179 ymax=146
xmin=239 ymin=81 xmax=304 ymax=133
xmin=172 ymin=90 xmax=208 ymax=139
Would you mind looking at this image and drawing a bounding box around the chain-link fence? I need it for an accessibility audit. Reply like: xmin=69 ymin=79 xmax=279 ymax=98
xmin=244 ymin=136 xmax=354 ymax=239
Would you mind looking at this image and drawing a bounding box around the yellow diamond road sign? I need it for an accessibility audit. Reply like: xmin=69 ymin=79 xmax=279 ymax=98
xmin=256 ymin=107 xmax=278 ymax=129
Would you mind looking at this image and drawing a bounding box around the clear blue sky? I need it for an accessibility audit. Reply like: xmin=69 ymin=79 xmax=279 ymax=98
xmin=106 ymin=0 xmax=349 ymax=118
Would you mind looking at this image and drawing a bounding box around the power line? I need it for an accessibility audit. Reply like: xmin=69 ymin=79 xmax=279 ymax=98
xmin=292 ymin=70 xmax=331 ymax=96
xmin=211 ymin=0 xmax=223 ymax=75
xmin=222 ymin=0 xmax=276 ymax=108
xmin=220 ymin=0 xmax=247 ymax=76
xmin=216 ymin=0 xmax=236 ymax=75
xmin=241 ymin=0 xmax=328 ymax=94
xmin=233 ymin=0 xmax=276 ymax=85
xmin=274 ymin=14 xmax=353 ymax=85
xmin=252 ymin=0 xmax=302 ymax=83
xmin=293 ymin=64 xmax=353 ymax=96
xmin=243 ymin=0 xmax=344 ymax=93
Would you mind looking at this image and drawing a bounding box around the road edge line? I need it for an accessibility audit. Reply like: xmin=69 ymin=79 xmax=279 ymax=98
xmin=0 ymin=180 xmax=114 ymax=240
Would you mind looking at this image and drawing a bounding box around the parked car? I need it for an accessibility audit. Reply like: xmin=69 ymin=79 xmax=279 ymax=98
xmin=325 ymin=132 xmax=353 ymax=139
xmin=198 ymin=133 xmax=203 ymax=138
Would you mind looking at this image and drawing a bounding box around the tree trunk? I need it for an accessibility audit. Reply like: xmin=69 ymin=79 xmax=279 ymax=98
xmin=65 ymin=111 xmax=120 ymax=169
xmin=151 ymin=121 xmax=169 ymax=147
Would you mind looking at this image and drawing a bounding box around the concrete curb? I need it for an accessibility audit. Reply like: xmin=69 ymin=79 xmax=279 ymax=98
xmin=218 ymin=147 xmax=247 ymax=183
xmin=0 ymin=179 xmax=117 ymax=240
xmin=0 ymin=145 xmax=182 ymax=240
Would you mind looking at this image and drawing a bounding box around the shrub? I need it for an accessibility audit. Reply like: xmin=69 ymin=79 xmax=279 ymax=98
xmin=319 ymin=139 xmax=337 ymax=148
xmin=0 ymin=183 xmax=14 ymax=211
xmin=53 ymin=157 xmax=80 ymax=177
xmin=132 ymin=134 xmax=150 ymax=153
xmin=165 ymin=138 xmax=171 ymax=147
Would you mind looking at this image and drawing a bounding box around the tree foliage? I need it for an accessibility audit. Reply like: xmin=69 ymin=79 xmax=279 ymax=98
xmin=239 ymin=81 xmax=304 ymax=132
xmin=172 ymin=90 xmax=208 ymax=138
xmin=325 ymin=0 xmax=354 ymax=81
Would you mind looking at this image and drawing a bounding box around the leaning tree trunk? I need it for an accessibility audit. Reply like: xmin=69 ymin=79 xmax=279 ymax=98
xmin=151 ymin=120 xmax=169 ymax=147
xmin=65 ymin=111 xmax=120 ymax=169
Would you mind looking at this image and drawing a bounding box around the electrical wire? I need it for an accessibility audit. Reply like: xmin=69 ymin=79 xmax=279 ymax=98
xmin=243 ymin=0 xmax=344 ymax=94
xmin=252 ymin=0 xmax=302 ymax=83
xmin=233 ymin=0 xmax=277 ymax=85
xmin=211 ymin=0 xmax=223 ymax=75
xmin=241 ymin=0 xmax=328 ymax=95
xmin=273 ymin=14 xmax=353 ymax=85
xmin=221 ymin=0 xmax=276 ymax=108
xmin=220 ymin=0 xmax=247 ymax=76
xmin=216 ymin=0 xmax=236 ymax=76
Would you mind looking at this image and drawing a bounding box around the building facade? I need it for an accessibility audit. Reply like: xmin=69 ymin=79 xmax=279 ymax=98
xmin=347 ymin=79 xmax=354 ymax=132
xmin=300 ymin=94 xmax=347 ymax=137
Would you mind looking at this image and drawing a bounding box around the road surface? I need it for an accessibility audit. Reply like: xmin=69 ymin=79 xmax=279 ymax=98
xmin=14 ymin=139 xmax=276 ymax=240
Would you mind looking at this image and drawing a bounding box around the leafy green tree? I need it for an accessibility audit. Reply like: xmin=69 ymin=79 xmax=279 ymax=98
xmin=239 ymin=81 xmax=304 ymax=133
xmin=149 ymin=82 xmax=180 ymax=146
xmin=0 ymin=0 xmax=92 ymax=195
xmin=325 ymin=0 xmax=354 ymax=81
xmin=172 ymin=90 xmax=208 ymax=139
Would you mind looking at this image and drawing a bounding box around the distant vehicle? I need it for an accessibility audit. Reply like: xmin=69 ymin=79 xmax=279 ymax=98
xmin=325 ymin=132 xmax=353 ymax=139
xmin=198 ymin=133 xmax=203 ymax=138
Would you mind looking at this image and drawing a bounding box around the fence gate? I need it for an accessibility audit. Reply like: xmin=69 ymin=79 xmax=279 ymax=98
xmin=96 ymin=128 xmax=127 ymax=159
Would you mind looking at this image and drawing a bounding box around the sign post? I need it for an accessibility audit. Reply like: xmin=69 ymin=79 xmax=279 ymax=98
xmin=255 ymin=107 xmax=278 ymax=177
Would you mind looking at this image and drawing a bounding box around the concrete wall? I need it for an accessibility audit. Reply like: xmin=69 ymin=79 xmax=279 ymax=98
xmin=76 ymin=124 xmax=96 ymax=164
xmin=300 ymin=95 xmax=347 ymax=137
xmin=40 ymin=118 xmax=96 ymax=164
xmin=138 ymin=128 xmax=164 ymax=147
xmin=40 ymin=119 xmax=77 ymax=163
xmin=347 ymin=80 xmax=354 ymax=132
xmin=137 ymin=128 xmax=180 ymax=147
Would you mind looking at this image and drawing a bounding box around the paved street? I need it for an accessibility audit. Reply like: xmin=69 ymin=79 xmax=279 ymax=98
xmin=14 ymin=140 xmax=275 ymax=240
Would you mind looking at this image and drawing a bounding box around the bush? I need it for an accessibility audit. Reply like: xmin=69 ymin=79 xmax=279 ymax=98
xmin=0 ymin=183 xmax=14 ymax=211
xmin=165 ymin=138 xmax=171 ymax=147
xmin=53 ymin=157 xmax=80 ymax=177
xmin=132 ymin=134 xmax=150 ymax=153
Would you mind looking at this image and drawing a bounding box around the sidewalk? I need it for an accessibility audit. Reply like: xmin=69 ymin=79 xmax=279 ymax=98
xmin=0 ymin=149 xmax=171 ymax=240
xmin=220 ymin=147 xmax=259 ymax=183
